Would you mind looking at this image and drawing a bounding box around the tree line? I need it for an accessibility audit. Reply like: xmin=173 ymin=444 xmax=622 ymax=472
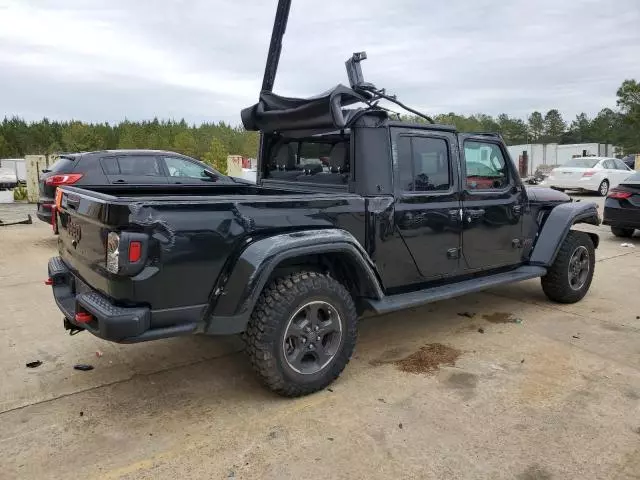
xmin=0 ymin=80 xmax=638 ymax=170
xmin=0 ymin=118 xmax=259 ymax=173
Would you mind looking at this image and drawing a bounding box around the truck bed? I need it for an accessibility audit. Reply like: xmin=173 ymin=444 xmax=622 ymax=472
xmin=54 ymin=184 xmax=367 ymax=322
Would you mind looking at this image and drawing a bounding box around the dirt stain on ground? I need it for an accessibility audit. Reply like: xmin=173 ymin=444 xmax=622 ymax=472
xmin=483 ymin=312 xmax=515 ymax=324
xmin=516 ymin=464 xmax=553 ymax=480
xmin=392 ymin=343 xmax=461 ymax=374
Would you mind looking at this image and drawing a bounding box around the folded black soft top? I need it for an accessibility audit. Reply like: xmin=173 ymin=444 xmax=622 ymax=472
xmin=240 ymin=84 xmax=370 ymax=133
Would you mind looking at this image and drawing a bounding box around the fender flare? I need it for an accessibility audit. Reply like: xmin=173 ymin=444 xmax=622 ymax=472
xmin=205 ymin=229 xmax=383 ymax=334
xmin=529 ymin=202 xmax=600 ymax=267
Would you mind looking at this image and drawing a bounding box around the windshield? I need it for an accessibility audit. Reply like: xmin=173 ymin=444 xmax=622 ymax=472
xmin=564 ymin=158 xmax=600 ymax=168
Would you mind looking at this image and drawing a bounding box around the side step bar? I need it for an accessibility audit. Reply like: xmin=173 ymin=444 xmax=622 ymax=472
xmin=363 ymin=266 xmax=547 ymax=315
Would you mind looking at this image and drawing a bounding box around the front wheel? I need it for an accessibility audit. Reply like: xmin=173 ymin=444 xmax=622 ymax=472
xmin=598 ymin=180 xmax=609 ymax=197
xmin=611 ymin=226 xmax=634 ymax=238
xmin=245 ymin=271 xmax=357 ymax=397
xmin=541 ymin=231 xmax=595 ymax=304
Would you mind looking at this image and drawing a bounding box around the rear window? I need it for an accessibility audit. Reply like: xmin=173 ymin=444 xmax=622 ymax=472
xmin=48 ymin=156 xmax=76 ymax=173
xmin=265 ymin=136 xmax=350 ymax=186
xmin=564 ymin=158 xmax=600 ymax=168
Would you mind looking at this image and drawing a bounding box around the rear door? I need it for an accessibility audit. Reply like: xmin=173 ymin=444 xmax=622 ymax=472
xmin=100 ymin=154 xmax=168 ymax=185
xmin=460 ymin=135 xmax=525 ymax=270
xmin=392 ymin=127 xmax=462 ymax=282
xmin=161 ymin=155 xmax=216 ymax=184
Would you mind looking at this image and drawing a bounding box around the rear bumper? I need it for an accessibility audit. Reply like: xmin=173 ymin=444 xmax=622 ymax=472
xmin=603 ymin=205 xmax=640 ymax=229
xmin=48 ymin=256 xmax=200 ymax=343
xmin=36 ymin=201 xmax=54 ymax=223
xmin=541 ymin=178 xmax=599 ymax=191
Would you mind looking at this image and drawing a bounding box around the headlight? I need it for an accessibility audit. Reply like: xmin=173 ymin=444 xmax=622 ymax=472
xmin=106 ymin=232 xmax=120 ymax=274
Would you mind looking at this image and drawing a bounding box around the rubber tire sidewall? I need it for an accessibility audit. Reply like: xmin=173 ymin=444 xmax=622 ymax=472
xmin=611 ymin=226 xmax=634 ymax=238
xmin=598 ymin=180 xmax=609 ymax=197
xmin=541 ymin=231 xmax=595 ymax=304
xmin=245 ymin=272 xmax=357 ymax=396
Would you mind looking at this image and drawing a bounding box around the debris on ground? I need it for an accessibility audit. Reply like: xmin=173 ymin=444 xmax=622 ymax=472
xmin=394 ymin=343 xmax=461 ymax=374
xmin=95 ymin=350 xmax=103 ymax=358
xmin=79 ymin=411 xmax=84 ymax=417
xmin=478 ymin=328 xmax=485 ymax=334
xmin=327 ymin=388 xmax=333 ymax=392
xmin=25 ymin=360 xmax=42 ymax=368
xmin=0 ymin=214 xmax=33 ymax=227
xmin=482 ymin=312 xmax=522 ymax=324
xmin=398 ymin=423 xmax=403 ymax=429
xmin=327 ymin=437 xmax=334 ymax=441
xmin=572 ymin=335 xmax=580 ymax=339
xmin=521 ymin=359 xmax=525 ymax=363
xmin=457 ymin=312 xmax=476 ymax=318
xmin=621 ymin=243 xmax=635 ymax=248
xmin=377 ymin=398 xmax=386 ymax=403
xmin=73 ymin=364 xmax=94 ymax=371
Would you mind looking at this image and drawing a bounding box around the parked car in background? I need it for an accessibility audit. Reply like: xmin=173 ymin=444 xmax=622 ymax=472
xmin=0 ymin=167 xmax=19 ymax=189
xmin=37 ymin=150 xmax=231 ymax=228
xmin=603 ymin=171 xmax=640 ymax=238
xmin=541 ymin=157 xmax=633 ymax=196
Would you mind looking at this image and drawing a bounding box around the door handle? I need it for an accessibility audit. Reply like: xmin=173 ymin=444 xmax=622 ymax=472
xmin=513 ymin=205 xmax=522 ymax=214
xmin=469 ymin=209 xmax=485 ymax=218
xmin=448 ymin=209 xmax=461 ymax=222
xmin=114 ymin=179 xmax=127 ymax=184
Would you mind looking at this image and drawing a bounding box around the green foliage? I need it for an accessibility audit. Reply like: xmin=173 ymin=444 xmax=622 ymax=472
xmin=13 ymin=184 xmax=27 ymax=201
xmin=0 ymin=117 xmax=259 ymax=161
xmin=203 ymin=137 xmax=228 ymax=174
xmin=542 ymin=109 xmax=566 ymax=142
xmin=527 ymin=111 xmax=544 ymax=142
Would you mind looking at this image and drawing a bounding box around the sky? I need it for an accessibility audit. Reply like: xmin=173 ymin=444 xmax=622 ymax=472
xmin=1 ymin=0 xmax=639 ymax=126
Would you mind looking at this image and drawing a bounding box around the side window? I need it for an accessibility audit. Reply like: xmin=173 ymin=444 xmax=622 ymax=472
xmin=100 ymin=157 xmax=120 ymax=175
xmin=117 ymin=156 xmax=163 ymax=176
xmin=164 ymin=156 xmax=206 ymax=178
xmin=614 ymin=159 xmax=629 ymax=170
xmin=602 ymin=159 xmax=614 ymax=169
xmin=463 ymin=141 xmax=509 ymax=190
xmin=397 ymin=136 xmax=451 ymax=192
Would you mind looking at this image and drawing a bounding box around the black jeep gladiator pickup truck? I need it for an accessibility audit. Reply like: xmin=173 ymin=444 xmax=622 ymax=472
xmin=47 ymin=6 xmax=599 ymax=396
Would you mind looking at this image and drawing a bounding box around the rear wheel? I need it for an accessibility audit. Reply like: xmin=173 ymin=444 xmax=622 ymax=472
xmin=597 ymin=179 xmax=609 ymax=197
xmin=245 ymin=271 xmax=357 ymax=397
xmin=541 ymin=231 xmax=595 ymax=304
xmin=611 ymin=226 xmax=634 ymax=238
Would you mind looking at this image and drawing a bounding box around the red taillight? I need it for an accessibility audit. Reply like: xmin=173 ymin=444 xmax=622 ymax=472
xmin=45 ymin=173 xmax=83 ymax=186
xmin=582 ymin=170 xmax=595 ymax=177
xmin=44 ymin=278 xmax=53 ymax=286
xmin=75 ymin=312 xmax=93 ymax=324
xmin=607 ymin=189 xmax=632 ymax=199
xmin=128 ymin=241 xmax=142 ymax=263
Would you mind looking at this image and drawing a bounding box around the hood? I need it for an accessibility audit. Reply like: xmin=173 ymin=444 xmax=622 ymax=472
xmin=525 ymin=186 xmax=571 ymax=205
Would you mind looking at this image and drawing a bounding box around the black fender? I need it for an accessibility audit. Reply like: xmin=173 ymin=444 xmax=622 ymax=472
xmin=529 ymin=202 xmax=600 ymax=267
xmin=205 ymin=229 xmax=383 ymax=334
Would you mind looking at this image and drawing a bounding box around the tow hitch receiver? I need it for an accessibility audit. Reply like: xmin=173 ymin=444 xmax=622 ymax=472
xmin=63 ymin=317 xmax=84 ymax=336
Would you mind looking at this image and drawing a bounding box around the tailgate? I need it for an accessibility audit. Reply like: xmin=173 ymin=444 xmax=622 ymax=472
xmin=56 ymin=187 xmax=132 ymax=298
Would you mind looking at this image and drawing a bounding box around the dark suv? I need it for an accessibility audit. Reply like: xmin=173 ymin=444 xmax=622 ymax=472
xmin=37 ymin=150 xmax=229 ymax=226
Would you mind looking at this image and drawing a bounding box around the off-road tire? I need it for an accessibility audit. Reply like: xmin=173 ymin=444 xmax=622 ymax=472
xmin=541 ymin=231 xmax=595 ymax=304
xmin=245 ymin=271 xmax=357 ymax=397
xmin=597 ymin=179 xmax=609 ymax=197
xmin=611 ymin=226 xmax=634 ymax=238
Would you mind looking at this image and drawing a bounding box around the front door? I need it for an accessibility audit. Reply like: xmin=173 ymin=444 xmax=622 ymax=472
xmin=459 ymin=135 xmax=525 ymax=270
xmin=392 ymin=127 xmax=462 ymax=283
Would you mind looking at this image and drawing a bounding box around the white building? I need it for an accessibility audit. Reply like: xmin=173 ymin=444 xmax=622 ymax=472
xmin=506 ymin=143 xmax=619 ymax=176
xmin=0 ymin=158 xmax=26 ymax=182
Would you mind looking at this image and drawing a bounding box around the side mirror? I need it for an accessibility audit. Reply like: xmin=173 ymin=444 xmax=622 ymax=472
xmin=203 ymin=170 xmax=218 ymax=181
